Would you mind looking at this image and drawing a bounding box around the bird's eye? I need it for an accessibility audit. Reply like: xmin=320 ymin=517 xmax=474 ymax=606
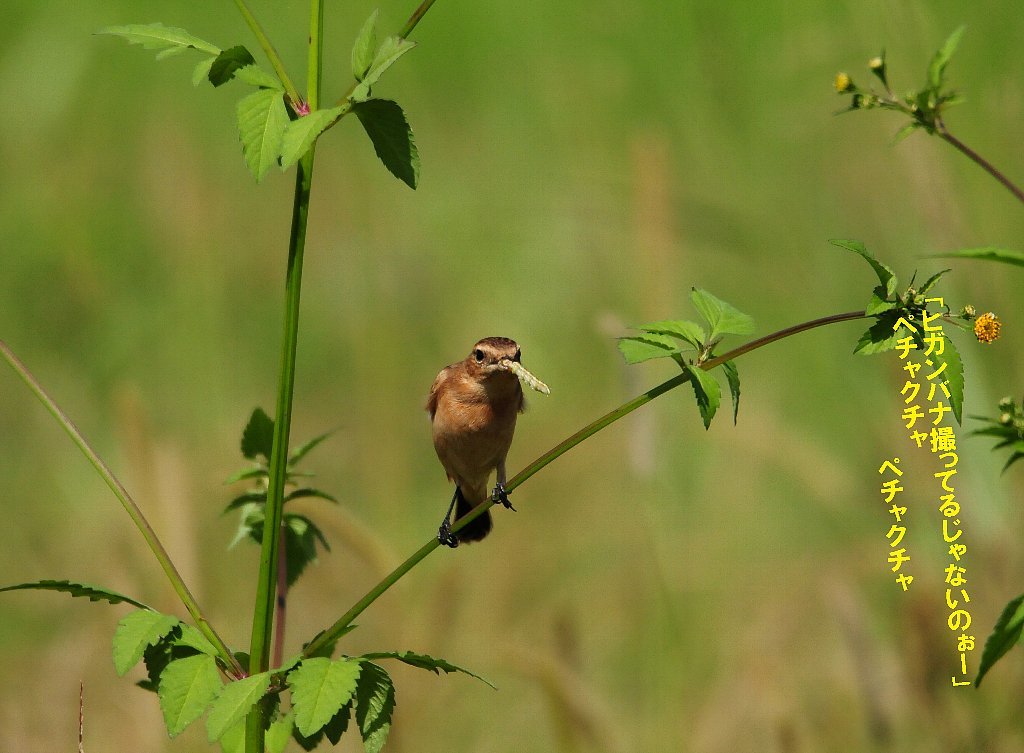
xmin=473 ymin=349 xmax=485 ymax=363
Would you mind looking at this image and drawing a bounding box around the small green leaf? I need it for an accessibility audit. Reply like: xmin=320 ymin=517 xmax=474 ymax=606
xmin=219 ymin=719 xmax=246 ymax=753
xmin=193 ymin=57 xmax=216 ymax=86
xmin=233 ymin=64 xmax=284 ymax=90
xmin=351 ymin=9 xmax=380 ymax=81
xmin=97 ymin=23 xmax=221 ymax=56
xmin=225 ymin=466 xmax=268 ymax=484
xmin=635 ymin=320 xmax=706 ymax=349
xmin=865 ymin=286 xmax=896 ymax=315
xmin=831 ymin=239 xmax=898 ymax=296
xmin=267 ymin=712 xmax=295 ymax=753
xmin=209 ymin=46 xmax=256 ymax=87
xmin=918 ymin=269 xmax=951 ymax=295
xmin=352 ymin=36 xmax=417 ymax=101
xmin=928 ymin=26 xmax=966 ymax=90
xmin=290 ymin=429 xmax=337 ymax=465
xmin=617 ymin=334 xmax=682 ymax=364
xmin=355 ymin=662 xmax=395 ymax=753
xmin=353 ymin=99 xmax=420 ymax=189
xmin=685 ymin=364 xmax=720 ymax=430
xmin=976 ymin=593 xmax=1024 ymax=687
xmin=207 ymin=672 xmax=272 ymax=742
xmin=853 ymin=312 xmax=903 ymax=355
xmin=893 ymin=121 xmax=922 ymax=144
xmin=930 ymin=247 xmax=1024 ymax=268
xmin=361 ymin=651 xmax=496 ymax=689
xmin=1002 ymin=450 xmax=1024 ymax=473
xmin=176 ymin=624 xmax=219 ymax=657
xmin=926 ymin=333 xmax=964 ymax=425
xmin=0 ymin=579 xmax=151 ymax=609
xmin=722 ymin=360 xmax=740 ymax=424
xmin=290 ymin=657 xmax=363 ymax=737
xmin=689 ymin=289 xmax=754 ymax=340
xmin=284 ymin=513 xmax=330 ymax=586
xmin=323 ymin=704 xmax=352 ymax=744
xmin=237 ymin=89 xmax=289 ymax=182
xmin=284 ymin=487 xmax=337 ymax=504
xmin=157 ymin=654 xmax=222 ymax=737
xmin=241 ymin=408 xmax=275 ymax=461
xmin=113 ymin=610 xmax=181 ymax=676
xmin=280 ymin=106 xmax=347 ymax=169
xmin=225 ymin=490 xmax=267 ymax=513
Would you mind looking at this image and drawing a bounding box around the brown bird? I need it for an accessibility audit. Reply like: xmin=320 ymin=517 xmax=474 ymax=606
xmin=427 ymin=337 xmax=532 ymax=546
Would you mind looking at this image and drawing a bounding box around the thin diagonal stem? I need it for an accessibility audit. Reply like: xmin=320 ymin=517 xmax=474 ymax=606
xmin=302 ymin=310 xmax=870 ymax=657
xmin=936 ymin=118 xmax=1024 ymax=207
xmin=232 ymin=0 xmax=302 ymax=107
xmin=0 ymin=340 xmax=243 ymax=678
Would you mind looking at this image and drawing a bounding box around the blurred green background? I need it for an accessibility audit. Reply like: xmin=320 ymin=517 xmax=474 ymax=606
xmin=2 ymin=0 xmax=1023 ymax=750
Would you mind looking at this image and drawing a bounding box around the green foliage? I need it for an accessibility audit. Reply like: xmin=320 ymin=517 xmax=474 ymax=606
xmin=241 ymin=407 xmax=275 ymax=461
xmin=361 ymin=650 xmax=497 ymax=689
xmin=834 ymin=27 xmax=967 ymax=138
xmin=237 ymin=88 xmax=289 ymax=183
xmin=209 ymin=46 xmax=258 ymax=87
xmin=354 ymin=100 xmax=420 ymax=189
xmin=158 ymin=654 xmax=223 ymax=737
xmin=354 ymin=662 xmax=396 ymax=753
xmin=618 ymin=289 xmax=752 ymax=429
xmin=281 ymin=106 xmax=348 ymax=169
xmin=113 ymin=610 xmax=182 ymax=676
xmin=289 ymin=657 xmax=362 ymax=738
xmin=833 ymin=239 xmax=965 ymax=424
xmin=932 ymin=247 xmax=1024 ymax=268
xmin=351 ymin=9 xmax=380 ymax=82
xmin=351 ymin=37 xmax=418 ymax=102
xmin=206 ymin=672 xmax=272 ymax=742
xmin=96 ymin=23 xmax=220 ymax=58
xmin=976 ymin=594 xmax=1024 ymax=687
xmin=0 ymin=579 xmax=150 ymax=609
xmin=972 ymin=395 xmax=1024 ymax=472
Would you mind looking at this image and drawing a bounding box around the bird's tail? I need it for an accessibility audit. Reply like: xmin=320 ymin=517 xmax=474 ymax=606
xmin=454 ymin=486 xmax=492 ymax=542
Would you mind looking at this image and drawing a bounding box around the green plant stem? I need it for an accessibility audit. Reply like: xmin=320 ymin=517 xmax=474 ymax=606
xmin=0 ymin=340 xmax=244 ymax=678
xmin=232 ymin=0 xmax=302 ymax=107
xmin=935 ymin=118 xmax=1024 ymax=207
xmin=307 ymin=0 xmax=324 ymax=110
xmin=302 ymin=309 xmax=869 ymax=657
xmin=399 ymin=0 xmax=439 ymax=38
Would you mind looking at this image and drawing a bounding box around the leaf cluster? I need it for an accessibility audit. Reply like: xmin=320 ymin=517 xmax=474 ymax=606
xmin=228 ymin=408 xmax=337 ymax=587
xmin=834 ymin=26 xmax=967 ymax=142
xmin=617 ymin=288 xmax=751 ymax=429
xmin=831 ymin=239 xmax=965 ymax=423
xmin=970 ymin=395 xmax=1024 ymax=472
xmin=98 ymin=18 xmax=420 ymax=186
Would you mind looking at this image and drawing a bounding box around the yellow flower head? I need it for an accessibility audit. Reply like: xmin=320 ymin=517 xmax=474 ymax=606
xmin=868 ymin=57 xmax=884 ymax=71
xmin=834 ymin=72 xmax=853 ymax=93
xmin=974 ymin=312 xmax=1002 ymax=344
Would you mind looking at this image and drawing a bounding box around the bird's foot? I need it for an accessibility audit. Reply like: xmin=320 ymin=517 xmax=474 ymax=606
xmin=437 ymin=520 xmax=460 ymax=548
xmin=491 ymin=482 xmax=516 ymax=511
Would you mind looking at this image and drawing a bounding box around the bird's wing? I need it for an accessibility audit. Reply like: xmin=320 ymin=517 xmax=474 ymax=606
xmin=426 ymin=366 xmax=451 ymax=420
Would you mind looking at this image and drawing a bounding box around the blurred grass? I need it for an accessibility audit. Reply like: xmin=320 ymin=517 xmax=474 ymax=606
xmin=2 ymin=0 xmax=1024 ymax=751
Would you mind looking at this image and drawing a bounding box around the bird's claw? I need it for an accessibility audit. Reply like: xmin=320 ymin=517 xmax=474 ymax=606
xmin=491 ymin=483 xmax=516 ymax=511
xmin=437 ymin=520 xmax=460 ymax=548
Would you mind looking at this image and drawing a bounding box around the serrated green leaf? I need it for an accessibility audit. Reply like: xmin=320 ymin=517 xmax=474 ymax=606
xmin=193 ymin=57 xmax=216 ymax=86
xmin=0 ymin=579 xmax=151 ymax=609
xmin=355 ymin=662 xmax=395 ymax=753
xmin=284 ymin=513 xmax=330 ymax=586
xmin=352 ymin=9 xmax=380 ymax=81
xmin=617 ymin=334 xmax=682 ymax=364
xmin=290 ymin=657 xmax=363 ymax=737
xmin=324 ymin=704 xmax=352 ymax=744
xmin=831 ymin=239 xmax=898 ymax=296
xmin=976 ymin=593 xmax=1024 ymax=687
xmin=209 ymin=46 xmax=256 ymax=87
xmin=158 ymin=654 xmax=222 ymax=737
xmin=225 ymin=466 xmax=268 ymax=484
xmin=237 ymin=89 xmax=289 ymax=182
xmin=138 ymin=629 xmax=182 ymax=692
xmin=930 ymin=247 xmax=1024 ymax=268
xmin=928 ymin=26 xmax=966 ymax=90
xmin=361 ymin=651 xmax=496 ymax=689
xmin=206 ymin=672 xmax=272 ymax=742
xmin=353 ymin=99 xmax=419 ymax=189
xmin=635 ymin=320 xmax=706 ymax=349
xmin=290 ymin=429 xmax=337 ymax=465
xmin=176 ymin=624 xmax=219 ymax=657
xmin=234 ymin=64 xmax=283 ymax=90
xmin=853 ymin=312 xmax=903 ymax=355
xmin=113 ymin=610 xmax=181 ymax=676
xmin=225 ymin=490 xmax=267 ymax=513
xmin=865 ymin=286 xmax=897 ymax=315
xmin=685 ymin=364 xmax=720 ymax=430
xmin=722 ymin=360 xmax=740 ymax=424
xmin=219 ymin=719 xmax=245 ymax=753
xmin=241 ymin=408 xmax=274 ymax=461
xmin=229 ymin=502 xmax=263 ymax=549
xmin=280 ymin=106 xmax=347 ymax=169
xmin=97 ymin=23 xmax=220 ymax=56
xmin=918 ymin=268 xmax=951 ymax=295
xmin=689 ymin=289 xmax=754 ymax=340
